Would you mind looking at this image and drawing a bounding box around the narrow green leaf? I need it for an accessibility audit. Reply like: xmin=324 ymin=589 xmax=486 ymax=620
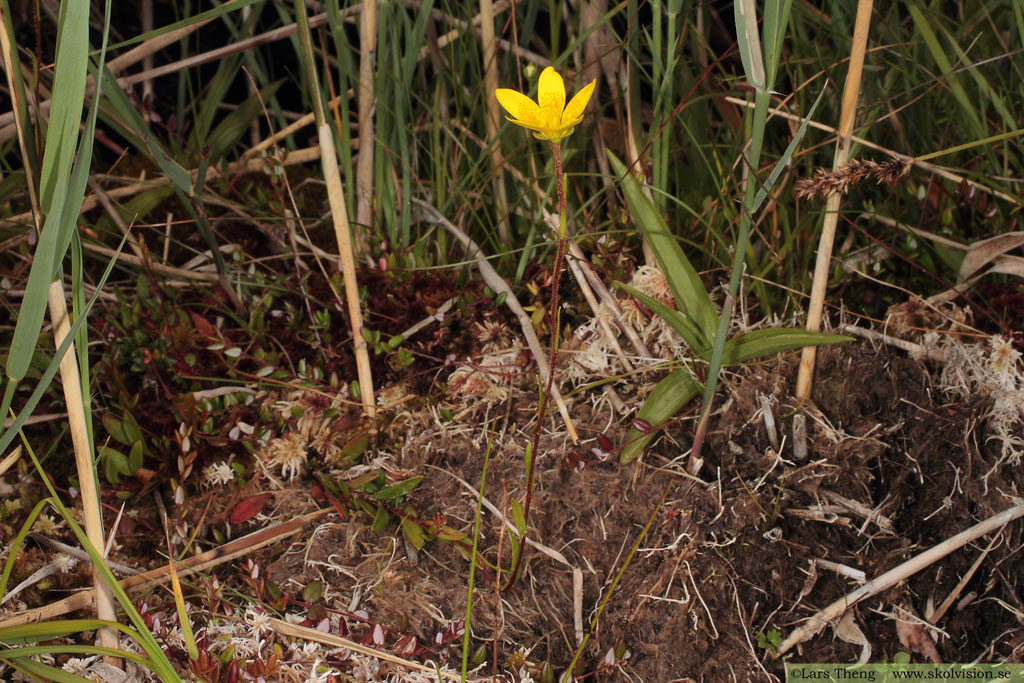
xmin=761 ymin=0 xmax=793 ymax=89
xmin=907 ymin=5 xmax=985 ymax=139
xmin=607 ymin=151 xmax=718 ymax=345
xmin=733 ymin=0 xmax=765 ymax=90
xmin=4 ymin=657 xmax=92 ymax=683
xmin=510 ymin=499 xmax=527 ymax=537
xmin=716 ymin=329 xmax=852 ymax=365
xmin=620 ymin=369 xmax=701 ymax=464
xmin=205 ymin=80 xmax=285 ymax=162
xmin=370 ymin=476 xmax=423 ymax=503
xmin=614 ymin=283 xmax=706 ymax=354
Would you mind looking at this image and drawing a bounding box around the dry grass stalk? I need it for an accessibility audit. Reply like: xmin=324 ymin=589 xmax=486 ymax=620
xmin=355 ymin=0 xmax=378 ymax=255
xmin=48 ymin=286 xmax=120 ymax=657
xmin=478 ymin=0 xmax=511 ymax=244
xmin=795 ymin=0 xmax=875 ymax=402
xmin=0 ymin=509 xmax=331 ymax=630
xmin=320 ymin=122 xmax=377 ymax=421
xmin=294 ymin=0 xmax=376 ymax=421
xmin=775 ymin=500 xmax=1024 ymax=656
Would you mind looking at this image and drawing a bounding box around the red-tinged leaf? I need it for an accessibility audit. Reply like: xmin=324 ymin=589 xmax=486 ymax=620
xmin=189 ymin=312 xmax=218 ymax=339
xmin=631 ymin=417 xmax=653 ymax=434
xmin=310 ymin=481 xmax=327 ymax=504
xmin=372 ymin=623 xmax=385 ymax=646
xmin=395 ymin=635 xmax=417 ymax=655
xmin=597 ymin=433 xmax=614 ymax=452
xmin=328 ymin=496 xmax=348 ymax=520
xmin=229 ymin=493 xmax=273 ymax=524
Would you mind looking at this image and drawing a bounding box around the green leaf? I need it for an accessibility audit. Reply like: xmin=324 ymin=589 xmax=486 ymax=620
xmin=716 ymin=329 xmax=852 ymax=365
xmin=401 ymin=515 xmax=426 ymax=550
xmin=761 ymin=0 xmax=793 ymax=89
xmin=128 ymin=440 xmax=144 ymax=473
xmin=102 ymin=413 xmax=129 ymax=445
xmin=751 ymin=85 xmax=826 ymax=214
xmin=302 ymin=581 xmax=324 ymax=603
xmin=335 ymin=432 xmax=369 ymax=465
xmin=510 ymin=499 xmax=527 ymax=537
xmin=607 ymin=151 xmax=717 ymax=346
xmin=370 ymin=504 xmax=390 ymax=531
xmin=204 ymin=79 xmax=285 ymax=162
xmin=122 ymin=411 xmax=143 ymax=445
xmin=733 ymin=0 xmax=765 ymax=90
xmin=97 ymin=71 xmax=193 ymax=194
xmin=619 ymin=330 xmax=851 ymax=463
xmin=620 ymin=369 xmax=700 ymax=464
xmin=370 ymin=476 xmax=423 ymax=503
xmin=100 ymin=445 xmax=129 ymax=483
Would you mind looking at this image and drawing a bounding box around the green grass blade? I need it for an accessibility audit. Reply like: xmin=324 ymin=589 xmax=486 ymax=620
xmin=762 ymin=0 xmax=793 ymax=88
xmin=734 ymin=0 xmax=765 ymax=90
xmin=715 ymin=329 xmax=851 ymax=365
xmin=2 ymin=657 xmax=92 ymax=683
xmin=0 ymin=237 xmax=127 ymax=457
xmin=607 ymin=150 xmax=718 ymax=346
xmin=907 ymin=4 xmax=986 ymax=139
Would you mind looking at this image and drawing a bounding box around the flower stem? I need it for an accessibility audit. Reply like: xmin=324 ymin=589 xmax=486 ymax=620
xmin=504 ymin=140 xmax=570 ymax=589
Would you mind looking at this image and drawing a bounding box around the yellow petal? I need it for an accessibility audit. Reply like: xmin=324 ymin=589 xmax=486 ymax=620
xmin=537 ymin=67 xmax=566 ymax=131
xmin=495 ymin=88 xmax=545 ymax=130
xmin=562 ymin=78 xmax=596 ymax=126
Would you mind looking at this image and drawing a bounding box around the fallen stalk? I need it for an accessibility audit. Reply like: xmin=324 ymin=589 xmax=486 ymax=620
xmin=775 ymin=500 xmax=1024 ymax=656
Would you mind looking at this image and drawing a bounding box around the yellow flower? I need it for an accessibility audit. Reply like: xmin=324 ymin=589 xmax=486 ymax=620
xmin=495 ymin=66 xmax=596 ymax=143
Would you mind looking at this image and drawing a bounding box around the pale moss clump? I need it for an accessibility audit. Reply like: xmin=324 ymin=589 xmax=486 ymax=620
xmin=936 ymin=334 xmax=1024 ymax=477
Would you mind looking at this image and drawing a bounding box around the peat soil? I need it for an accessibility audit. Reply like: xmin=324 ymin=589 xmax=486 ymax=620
xmin=266 ymin=340 xmax=1023 ymax=680
xmin=7 ymin=340 xmax=1023 ymax=682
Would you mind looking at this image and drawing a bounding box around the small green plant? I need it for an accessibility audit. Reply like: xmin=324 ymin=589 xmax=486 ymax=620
xmin=609 ymin=151 xmax=851 ymax=463
xmin=756 ymin=628 xmax=782 ymax=653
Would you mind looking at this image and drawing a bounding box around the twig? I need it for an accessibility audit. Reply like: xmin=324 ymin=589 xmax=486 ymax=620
xmin=838 ymin=323 xmax=945 ymax=362
xmin=270 ymin=618 xmax=466 ymax=681
xmin=776 ymin=501 xmax=1024 ymax=656
xmin=928 ymin=527 xmax=1003 ymax=625
xmin=28 ymin=534 xmax=141 ymax=577
xmin=0 ymin=508 xmax=331 ymax=629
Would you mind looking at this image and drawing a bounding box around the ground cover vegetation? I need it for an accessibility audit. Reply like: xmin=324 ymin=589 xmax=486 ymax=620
xmin=1 ymin=0 xmax=1024 ymax=680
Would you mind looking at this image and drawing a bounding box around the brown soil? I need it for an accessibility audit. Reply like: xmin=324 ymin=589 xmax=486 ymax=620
xmin=270 ymin=341 xmax=1022 ymax=680
xmin=10 ymin=340 xmax=1024 ymax=682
